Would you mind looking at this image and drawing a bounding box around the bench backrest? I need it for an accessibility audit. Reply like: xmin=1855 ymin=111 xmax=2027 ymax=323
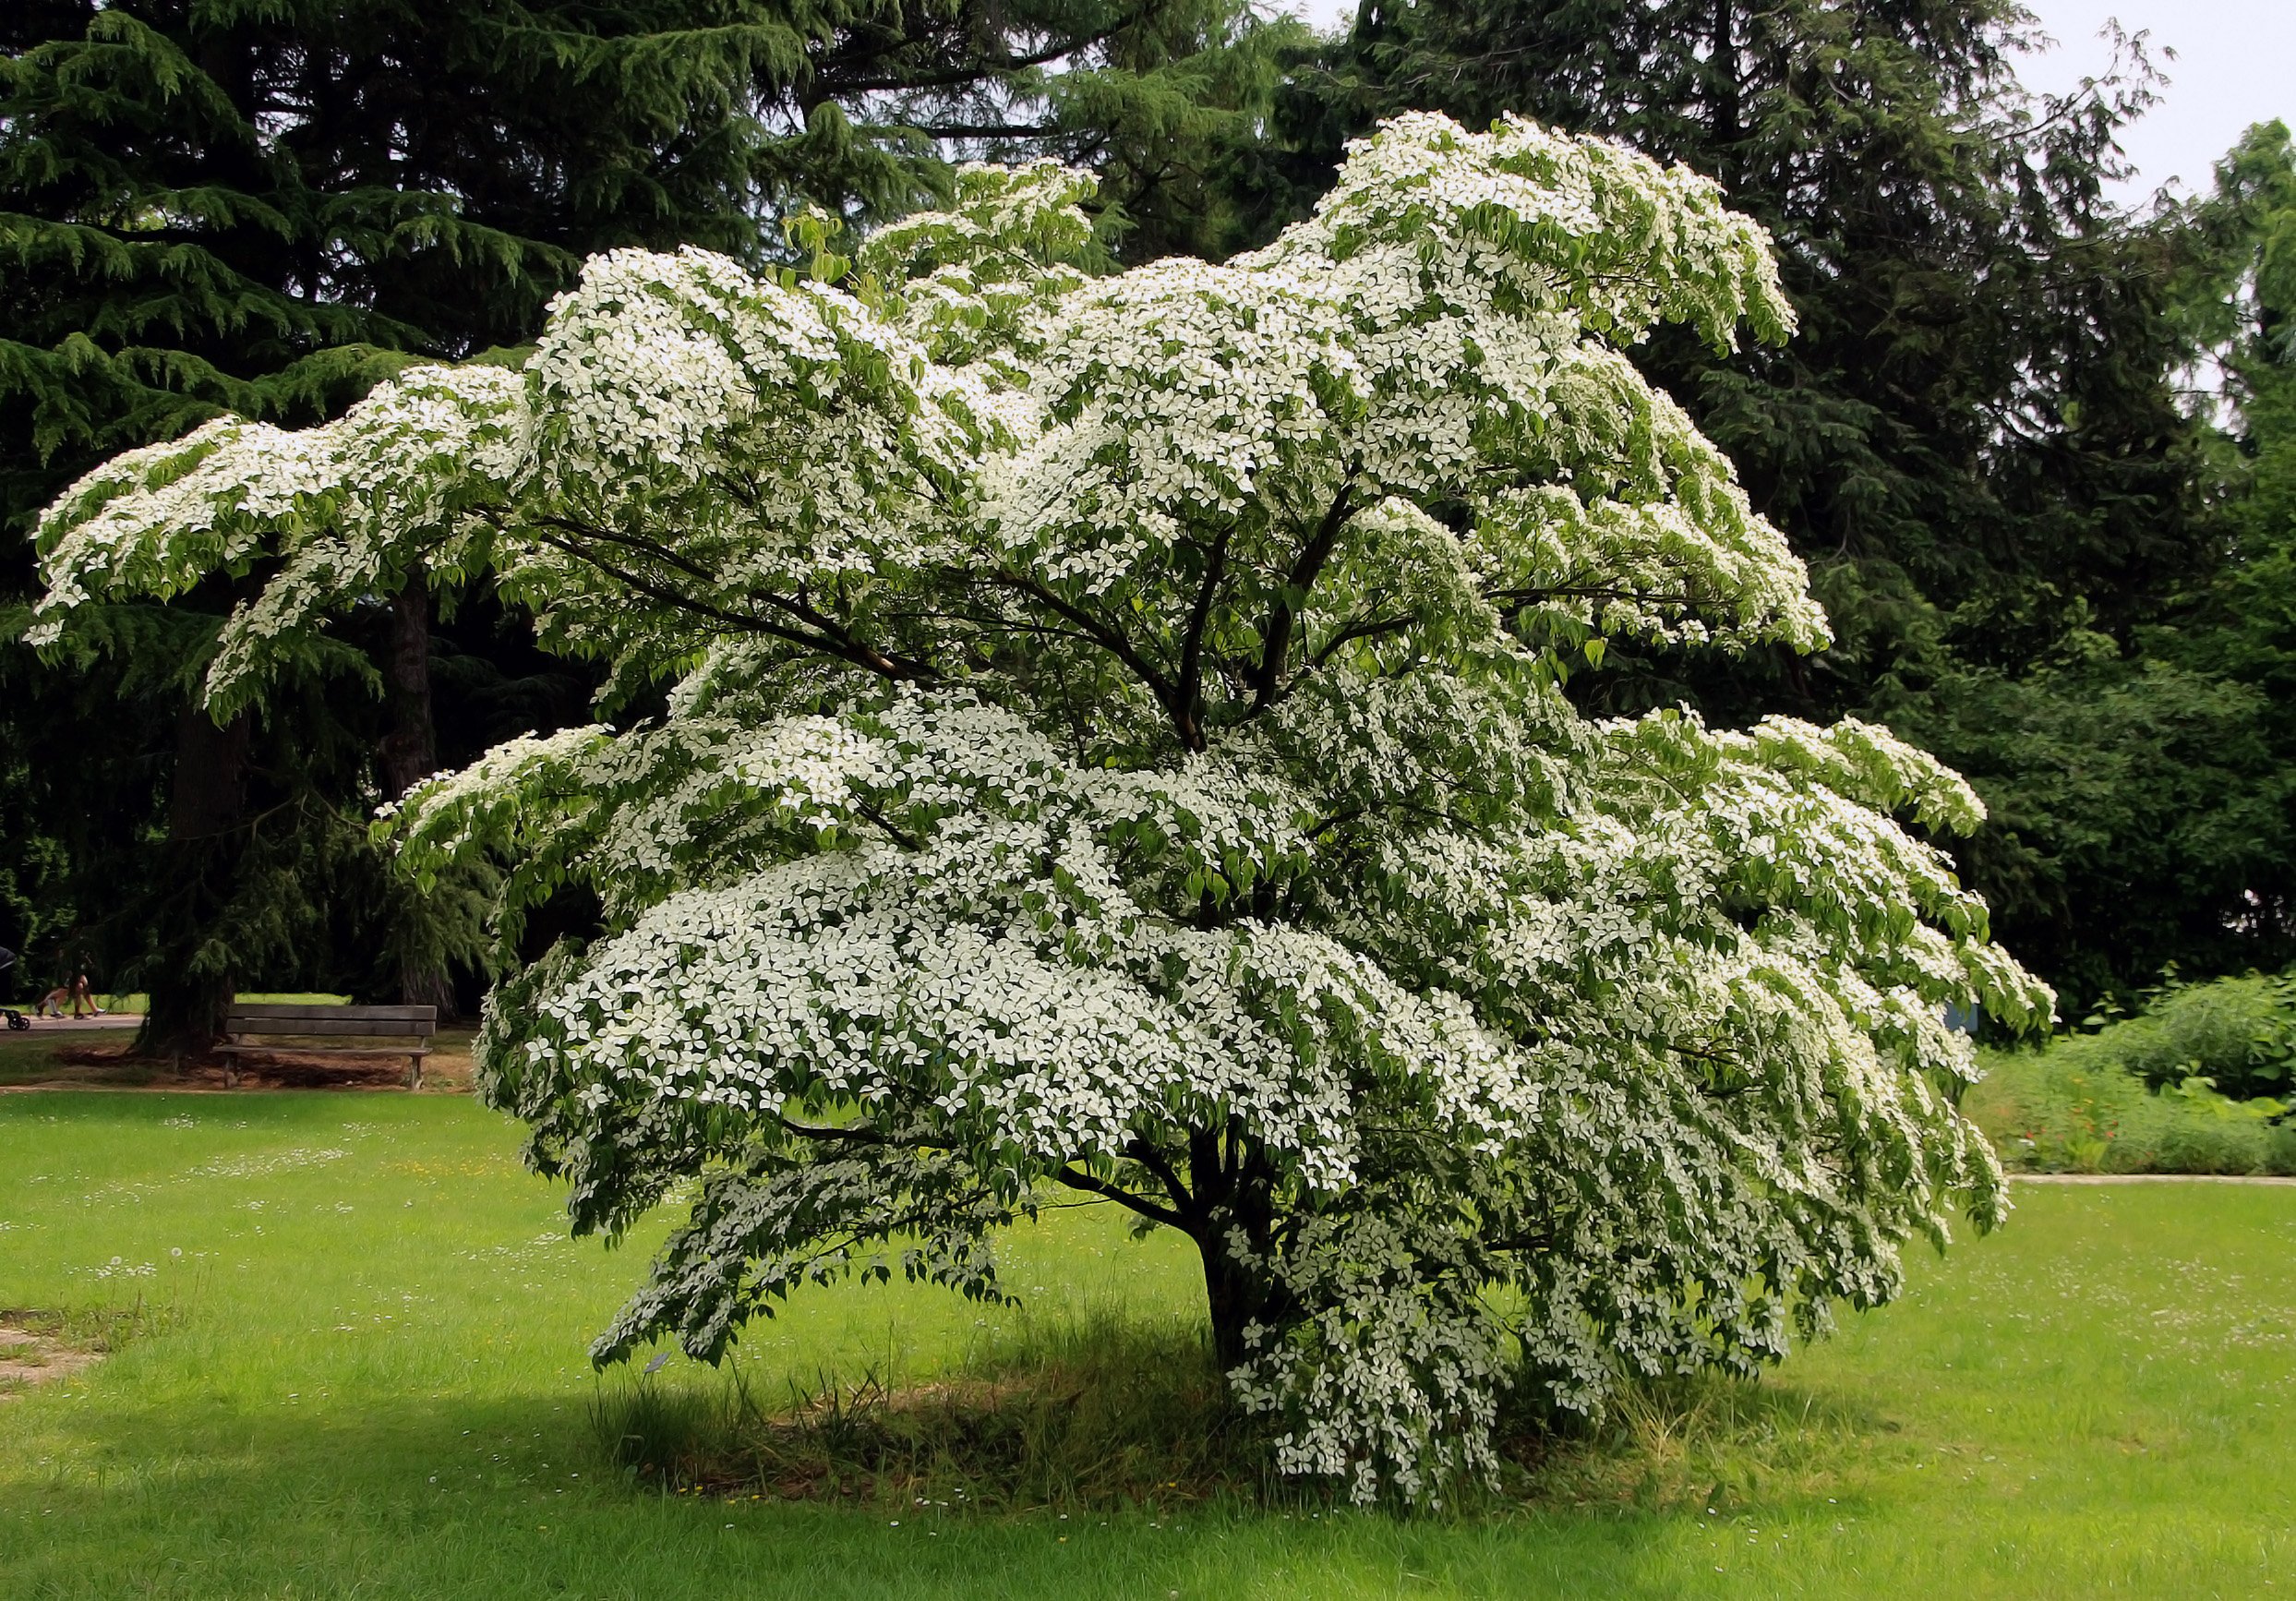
xmin=224 ymin=1003 xmax=437 ymax=1039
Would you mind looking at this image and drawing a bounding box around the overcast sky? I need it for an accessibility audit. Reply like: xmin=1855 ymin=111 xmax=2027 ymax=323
xmin=1281 ymin=1 xmax=2296 ymax=205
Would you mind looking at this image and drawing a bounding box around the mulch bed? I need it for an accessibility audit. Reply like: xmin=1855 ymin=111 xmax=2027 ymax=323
xmin=6 ymin=1044 xmax=470 ymax=1093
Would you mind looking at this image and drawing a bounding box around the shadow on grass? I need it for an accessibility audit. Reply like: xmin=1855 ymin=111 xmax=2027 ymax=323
xmin=3 ymin=1350 xmax=1904 ymax=1600
xmin=593 ymin=1310 xmax=1280 ymax=1511
xmin=0 ymin=1036 xmax=175 ymax=1089
xmin=587 ymin=1310 xmax=1900 ymax=1523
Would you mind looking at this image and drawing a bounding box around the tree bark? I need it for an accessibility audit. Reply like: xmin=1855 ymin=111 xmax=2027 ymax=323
xmin=136 ymin=704 xmax=253 ymax=1059
xmin=377 ymin=574 xmax=457 ymax=1017
xmin=378 ymin=575 xmax=437 ymax=799
xmin=1711 ymin=0 xmax=1741 ymax=188
xmin=1200 ymin=1239 xmax=1268 ymax=1374
xmin=166 ymin=701 xmax=253 ymax=840
xmin=1186 ymin=1127 xmax=1286 ymax=1373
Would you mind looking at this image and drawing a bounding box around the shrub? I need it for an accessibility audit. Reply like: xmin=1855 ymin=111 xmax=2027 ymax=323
xmin=2074 ymin=972 xmax=2296 ymax=1101
xmin=1968 ymin=1031 xmax=2296 ymax=1177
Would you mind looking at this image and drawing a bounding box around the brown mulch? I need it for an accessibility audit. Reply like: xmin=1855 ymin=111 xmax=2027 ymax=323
xmin=3 ymin=1043 xmax=472 ymax=1094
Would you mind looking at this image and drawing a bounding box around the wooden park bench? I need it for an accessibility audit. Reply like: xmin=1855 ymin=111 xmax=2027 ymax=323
xmin=217 ymin=1002 xmax=437 ymax=1089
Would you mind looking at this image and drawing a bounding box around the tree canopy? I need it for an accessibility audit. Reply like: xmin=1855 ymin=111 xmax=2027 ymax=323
xmin=34 ymin=119 xmax=2049 ymax=1501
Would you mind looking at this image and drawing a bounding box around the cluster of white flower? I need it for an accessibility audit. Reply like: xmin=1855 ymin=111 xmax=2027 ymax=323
xmin=30 ymin=116 xmax=2051 ymax=1504
xmin=31 ymin=365 xmax=527 ymax=709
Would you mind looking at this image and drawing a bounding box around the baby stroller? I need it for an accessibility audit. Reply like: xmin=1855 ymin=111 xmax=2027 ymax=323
xmin=0 ymin=947 xmax=27 ymax=1030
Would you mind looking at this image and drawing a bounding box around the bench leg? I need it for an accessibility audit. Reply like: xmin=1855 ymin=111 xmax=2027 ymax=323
xmin=408 ymin=1055 xmax=423 ymax=1091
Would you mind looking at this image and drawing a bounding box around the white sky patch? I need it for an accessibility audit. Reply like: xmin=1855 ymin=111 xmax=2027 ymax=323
xmin=1276 ymin=0 xmax=2296 ymax=208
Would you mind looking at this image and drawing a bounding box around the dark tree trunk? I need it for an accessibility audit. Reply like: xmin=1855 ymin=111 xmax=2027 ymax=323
xmin=136 ymin=704 xmax=253 ymax=1059
xmin=1711 ymin=0 xmax=1741 ymax=187
xmin=166 ymin=702 xmax=253 ymax=840
xmin=1185 ymin=1125 xmax=1287 ymax=1373
xmin=1200 ymin=1238 xmax=1270 ymax=1374
xmin=377 ymin=575 xmax=456 ymax=1017
xmin=377 ymin=576 xmax=437 ymax=799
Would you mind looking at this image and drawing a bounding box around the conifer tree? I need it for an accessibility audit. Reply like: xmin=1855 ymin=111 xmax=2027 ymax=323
xmin=2 ymin=0 xmax=1280 ymax=1048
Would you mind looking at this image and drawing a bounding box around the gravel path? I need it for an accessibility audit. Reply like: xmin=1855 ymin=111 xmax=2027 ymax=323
xmin=2012 ymin=1172 xmax=2296 ymax=1186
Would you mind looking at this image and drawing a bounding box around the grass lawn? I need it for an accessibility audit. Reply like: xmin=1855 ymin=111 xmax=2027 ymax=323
xmin=2 ymin=1089 xmax=2291 ymax=1598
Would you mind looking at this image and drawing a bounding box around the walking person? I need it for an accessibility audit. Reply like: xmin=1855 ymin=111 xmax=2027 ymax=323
xmin=30 ymin=973 xmax=101 ymax=1019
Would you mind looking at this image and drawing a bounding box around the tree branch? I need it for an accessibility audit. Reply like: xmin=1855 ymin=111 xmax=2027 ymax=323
xmin=1308 ymin=610 xmax=1413 ymax=668
xmin=773 ymin=1113 xmax=952 ymax=1150
xmin=989 ymin=569 xmax=1181 ymax=719
xmin=1173 ymin=529 xmax=1231 ymax=752
xmin=1052 ymin=1164 xmax=1187 ymax=1228
xmin=515 ymin=520 xmax=936 ymax=684
xmin=1249 ymin=484 xmax=1353 ymax=713
xmin=826 ymin=18 xmax=1136 ymax=94
xmin=853 ymin=801 xmax=920 ymax=850
xmin=905 ymin=123 xmax=1057 ymax=141
xmin=1124 ymin=1136 xmax=1195 ymax=1214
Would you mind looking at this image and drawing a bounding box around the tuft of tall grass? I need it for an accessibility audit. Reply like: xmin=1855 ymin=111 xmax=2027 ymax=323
xmin=591 ymin=1309 xmax=1275 ymax=1511
xmin=1494 ymin=1370 xmax=1886 ymax=1514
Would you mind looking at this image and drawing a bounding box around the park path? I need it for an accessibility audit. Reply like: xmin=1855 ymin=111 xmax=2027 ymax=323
xmin=2013 ymin=1173 xmax=2296 ymax=1186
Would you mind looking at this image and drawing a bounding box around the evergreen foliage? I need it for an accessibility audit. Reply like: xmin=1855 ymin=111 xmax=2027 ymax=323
xmin=1890 ymin=121 xmax=2296 ymax=1004
xmin=0 ymin=0 xmax=1283 ymax=1043
xmin=1268 ymin=1 xmax=2227 ymax=1009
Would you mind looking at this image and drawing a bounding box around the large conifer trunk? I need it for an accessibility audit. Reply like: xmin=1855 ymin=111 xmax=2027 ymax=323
xmin=135 ymin=704 xmax=252 ymax=1059
xmin=377 ymin=575 xmax=457 ymax=1017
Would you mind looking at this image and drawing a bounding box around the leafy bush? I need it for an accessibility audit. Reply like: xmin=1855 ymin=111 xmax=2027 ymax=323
xmin=1966 ymin=973 xmax=2296 ymax=1174
xmin=2074 ymin=973 xmax=2296 ymax=1100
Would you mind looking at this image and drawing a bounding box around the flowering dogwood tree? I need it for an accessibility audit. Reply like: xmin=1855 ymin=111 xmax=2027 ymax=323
xmin=33 ymin=116 xmax=2050 ymax=1502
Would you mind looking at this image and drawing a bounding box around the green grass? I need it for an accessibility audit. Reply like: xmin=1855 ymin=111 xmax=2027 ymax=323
xmin=3 ymin=1092 xmax=2293 ymax=1597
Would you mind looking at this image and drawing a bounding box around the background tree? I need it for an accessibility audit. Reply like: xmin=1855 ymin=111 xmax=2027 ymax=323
xmin=1877 ymin=120 xmax=2296 ymax=1005
xmin=1263 ymin=0 xmax=2224 ymax=1010
xmin=36 ymin=124 xmax=2050 ymax=1502
xmin=0 ymin=0 xmax=1283 ymax=1047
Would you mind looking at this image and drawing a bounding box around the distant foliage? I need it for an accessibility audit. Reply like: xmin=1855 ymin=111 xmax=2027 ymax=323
xmin=1272 ymin=1 xmax=2236 ymax=1012
xmin=34 ymin=117 xmax=2049 ymax=1503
